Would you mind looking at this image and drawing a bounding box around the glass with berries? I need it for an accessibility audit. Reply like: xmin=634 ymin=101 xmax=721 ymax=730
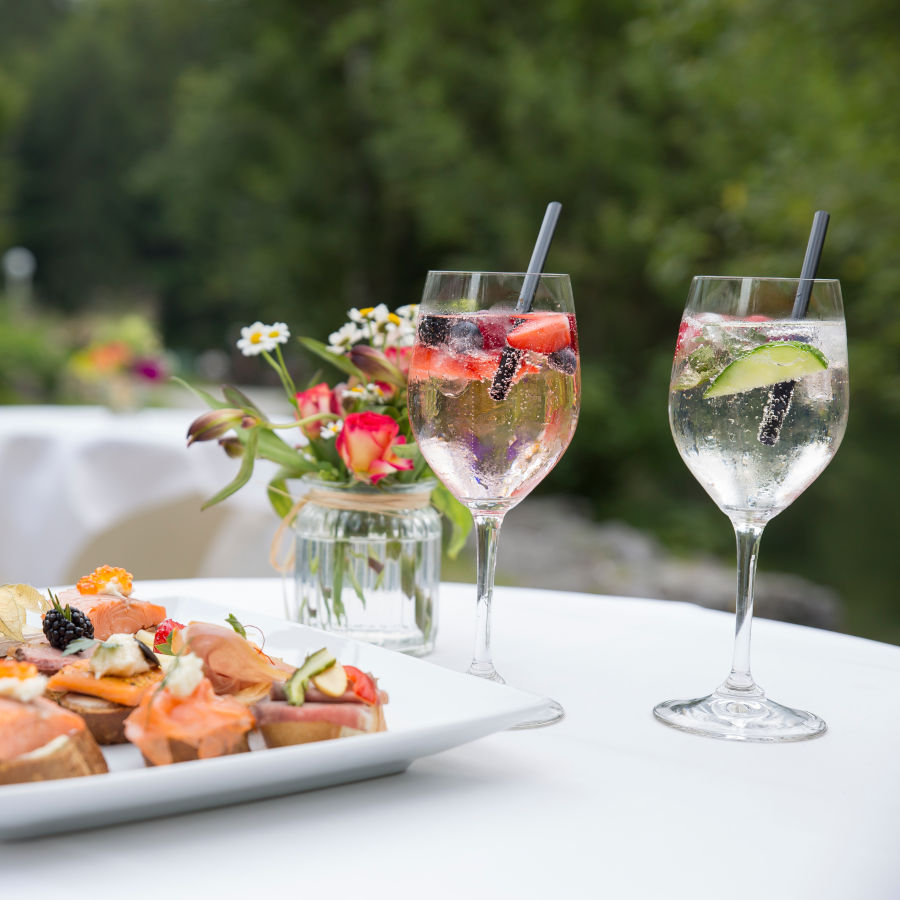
xmin=407 ymin=272 xmax=580 ymax=726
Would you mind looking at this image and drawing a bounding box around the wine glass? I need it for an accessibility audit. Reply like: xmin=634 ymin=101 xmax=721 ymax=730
xmin=408 ymin=271 xmax=580 ymax=726
xmin=655 ymin=276 xmax=849 ymax=741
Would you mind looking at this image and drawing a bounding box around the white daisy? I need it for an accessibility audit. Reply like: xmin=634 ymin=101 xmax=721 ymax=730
xmin=327 ymin=322 xmax=366 ymax=353
xmin=369 ymin=303 xmax=391 ymax=323
xmin=265 ymin=322 xmax=290 ymax=345
xmin=237 ymin=322 xmax=276 ymax=356
xmin=320 ymin=419 xmax=344 ymax=441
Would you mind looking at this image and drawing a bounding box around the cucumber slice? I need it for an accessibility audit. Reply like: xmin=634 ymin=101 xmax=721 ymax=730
xmin=284 ymin=648 xmax=337 ymax=706
xmin=704 ymin=341 xmax=827 ymax=398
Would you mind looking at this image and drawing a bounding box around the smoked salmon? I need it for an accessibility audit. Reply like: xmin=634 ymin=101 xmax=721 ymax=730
xmin=0 ymin=695 xmax=90 ymax=762
xmin=54 ymin=566 xmax=165 ymax=640
xmin=46 ymin=659 xmax=163 ymax=707
xmin=124 ymin=676 xmax=255 ymax=766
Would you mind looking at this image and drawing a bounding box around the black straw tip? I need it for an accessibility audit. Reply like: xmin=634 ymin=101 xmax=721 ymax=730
xmin=516 ymin=201 xmax=563 ymax=314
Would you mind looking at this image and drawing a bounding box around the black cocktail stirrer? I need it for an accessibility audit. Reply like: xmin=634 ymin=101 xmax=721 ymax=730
xmin=757 ymin=210 xmax=830 ymax=446
xmin=488 ymin=201 xmax=563 ymax=401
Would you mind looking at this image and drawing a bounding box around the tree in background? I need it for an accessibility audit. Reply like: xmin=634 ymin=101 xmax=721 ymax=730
xmin=1 ymin=0 xmax=900 ymax=640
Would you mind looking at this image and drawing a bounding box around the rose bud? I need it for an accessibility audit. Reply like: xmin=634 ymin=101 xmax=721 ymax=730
xmin=336 ymin=411 xmax=415 ymax=484
xmin=218 ymin=437 xmax=244 ymax=458
xmin=186 ymin=408 xmax=246 ymax=446
xmin=384 ymin=345 xmax=412 ymax=378
xmin=295 ymin=382 xmax=340 ymax=438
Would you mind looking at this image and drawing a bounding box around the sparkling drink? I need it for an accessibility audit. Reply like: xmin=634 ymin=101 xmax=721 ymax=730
xmin=654 ymin=275 xmax=849 ymax=742
xmin=408 ymin=270 xmax=580 ymax=726
xmin=670 ymin=315 xmax=849 ymax=523
xmin=408 ymin=310 xmax=580 ymax=510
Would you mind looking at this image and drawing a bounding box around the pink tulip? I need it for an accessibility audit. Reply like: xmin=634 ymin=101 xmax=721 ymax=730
xmin=295 ymin=382 xmax=339 ymax=438
xmin=336 ymin=411 xmax=414 ymax=484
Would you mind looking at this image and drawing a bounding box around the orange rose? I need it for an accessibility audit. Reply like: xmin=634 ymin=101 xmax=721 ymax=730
xmin=336 ymin=412 xmax=414 ymax=484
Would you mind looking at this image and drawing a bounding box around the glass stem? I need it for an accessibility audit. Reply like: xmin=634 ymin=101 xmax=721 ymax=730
xmin=468 ymin=512 xmax=505 ymax=682
xmin=724 ymin=523 xmax=765 ymax=695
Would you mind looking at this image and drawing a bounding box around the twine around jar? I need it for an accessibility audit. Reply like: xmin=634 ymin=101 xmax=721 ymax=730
xmin=269 ymin=484 xmax=434 ymax=573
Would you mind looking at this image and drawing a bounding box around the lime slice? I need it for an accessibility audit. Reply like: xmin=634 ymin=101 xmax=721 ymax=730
xmin=703 ymin=341 xmax=827 ymax=398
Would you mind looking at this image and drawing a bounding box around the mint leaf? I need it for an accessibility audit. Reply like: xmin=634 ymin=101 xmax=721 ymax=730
xmin=63 ymin=637 xmax=97 ymax=656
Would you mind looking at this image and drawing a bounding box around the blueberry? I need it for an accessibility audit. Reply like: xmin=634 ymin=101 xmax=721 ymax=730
xmin=448 ymin=319 xmax=483 ymax=352
xmin=548 ymin=347 xmax=577 ymax=374
xmin=417 ymin=315 xmax=450 ymax=347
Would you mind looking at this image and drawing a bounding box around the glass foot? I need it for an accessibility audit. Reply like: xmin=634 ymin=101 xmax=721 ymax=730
xmin=510 ymin=697 xmax=565 ymax=729
xmin=467 ymin=664 xmax=564 ymax=728
xmin=653 ymin=683 xmax=826 ymax=743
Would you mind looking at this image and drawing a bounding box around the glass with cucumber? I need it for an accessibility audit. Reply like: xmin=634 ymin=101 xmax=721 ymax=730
xmin=656 ymin=275 xmax=849 ymax=742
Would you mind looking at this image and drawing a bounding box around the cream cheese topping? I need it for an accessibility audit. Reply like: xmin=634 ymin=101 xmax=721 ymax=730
xmin=164 ymin=652 xmax=205 ymax=697
xmin=90 ymin=633 xmax=152 ymax=679
xmin=0 ymin=673 xmax=48 ymax=702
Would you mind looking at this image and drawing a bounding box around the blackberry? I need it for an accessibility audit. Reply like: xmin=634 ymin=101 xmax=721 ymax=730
xmin=42 ymin=593 xmax=94 ymax=651
xmin=488 ymin=346 xmax=524 ymax=401
xmin=417 ymin=315 xmax=450 ymax=347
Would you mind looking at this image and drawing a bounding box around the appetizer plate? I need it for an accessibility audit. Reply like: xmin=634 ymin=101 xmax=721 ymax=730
xmin=1 ymin=596 xmax=547 ymax=839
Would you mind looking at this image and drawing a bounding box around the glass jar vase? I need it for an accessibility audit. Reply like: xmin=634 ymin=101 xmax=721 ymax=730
xmin=287 ymin=477 xmax=441 ymax=656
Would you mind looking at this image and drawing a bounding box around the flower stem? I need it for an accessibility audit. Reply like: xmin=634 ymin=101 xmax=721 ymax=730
xmin=261 ymin=349 xmax=296 ymax=403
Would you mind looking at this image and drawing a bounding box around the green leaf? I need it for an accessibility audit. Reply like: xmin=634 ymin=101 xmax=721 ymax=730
xmin=297 ymin=337 xmax=368 ymax=382
xmin=267 ymin=477 xmax=295 ymax=519
xmin=331 ymin=542 xmax=346 ymax=622
xmin=415 ymin=587 xmax=432 ymax=639
xmin=155 ymin=631 xmax=177 ymax=656
xmin=255 ymin=429 xmax=317 ymax=470
xmin=401 ymin=553 xmax=416 ymax=599
xmin=201 ymin=427 xmax=260 ymax=508
xmin=390 ymin=441 xmax=421 ymax=459
xmin=345 ymin=557 xmax=367 ymax=608
xmin=223 ymin=385 xmax=265 ymax=415
xmin=172 ymin=376 xmax=230 ymax=411
xmin=63 ymin=636 xmax=97 ymax=656
xmin=225 ymin=613 xmax=247 ymax=637
xmin=430 ymin=482 xmax=472 ymax=559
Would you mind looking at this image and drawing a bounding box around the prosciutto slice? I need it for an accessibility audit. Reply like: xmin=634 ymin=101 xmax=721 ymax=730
xmin=174 ymin=623 xmax=295 ymax=702
xmin=13 ymin=641 xmax=95 ymax=674
xmin=252 ymin=699 xmax=381 ymax=732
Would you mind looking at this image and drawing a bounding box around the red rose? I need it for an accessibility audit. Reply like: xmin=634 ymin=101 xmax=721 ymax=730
xmin=295 ymin=383 xmax=340 ymax=438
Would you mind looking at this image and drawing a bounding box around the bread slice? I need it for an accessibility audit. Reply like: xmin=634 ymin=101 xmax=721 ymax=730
xmin=258 ymin=720 xmax=366 ymax=747
xmin=256 ymin=703 xmax=387 ymax=748
xmin=140 ymin=734 xmax=251 ymax=767
xmin=55 ymin=693 xmax=131 ymax=745
xmin=0 ymin=729 xmax=108 ymax=785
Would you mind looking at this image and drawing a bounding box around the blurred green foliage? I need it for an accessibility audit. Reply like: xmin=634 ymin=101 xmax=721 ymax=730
xmin=0 ymin=0 xmax=899 ymax=641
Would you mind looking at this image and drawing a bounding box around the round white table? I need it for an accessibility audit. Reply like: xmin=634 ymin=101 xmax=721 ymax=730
xmin=0 ymin=406 xmax=278 ymax=585
xmin=4 ymin=579 xmax=898 ymax=899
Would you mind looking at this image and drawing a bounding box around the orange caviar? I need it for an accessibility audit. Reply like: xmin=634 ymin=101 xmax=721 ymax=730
xmin=77 ymin=565 xmax=134 ymax=596
xmin=0 ymin=659 xmax=38 ymax=680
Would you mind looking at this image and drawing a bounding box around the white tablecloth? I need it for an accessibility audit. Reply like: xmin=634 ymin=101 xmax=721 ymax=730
xmin=5 ymin=579 xmax=898 ymax=899
xmin=0 ymin=406 xmax=278 ymax=585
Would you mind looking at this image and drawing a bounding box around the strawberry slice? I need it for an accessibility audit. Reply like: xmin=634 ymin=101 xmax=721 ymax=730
xmin=344 ymin=665 xmax=378 ymax=704
xmin=153 ymin=618 xmax=184 ymax=655
xmin=409 ymin=345 xmax=500 ymax=382
xmin=506 ymin=314 xmax=570 ymax=354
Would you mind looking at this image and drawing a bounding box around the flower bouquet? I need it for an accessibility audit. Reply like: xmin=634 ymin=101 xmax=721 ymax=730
xmin=66 ymin=312 xmax=169 ymax=411
xmin=182 ymin=305 xmax=471 ymax=653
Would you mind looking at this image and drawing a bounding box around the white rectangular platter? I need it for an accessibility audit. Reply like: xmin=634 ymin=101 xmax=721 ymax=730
xmin=1 ymin=596 xmax=547 ymax=839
